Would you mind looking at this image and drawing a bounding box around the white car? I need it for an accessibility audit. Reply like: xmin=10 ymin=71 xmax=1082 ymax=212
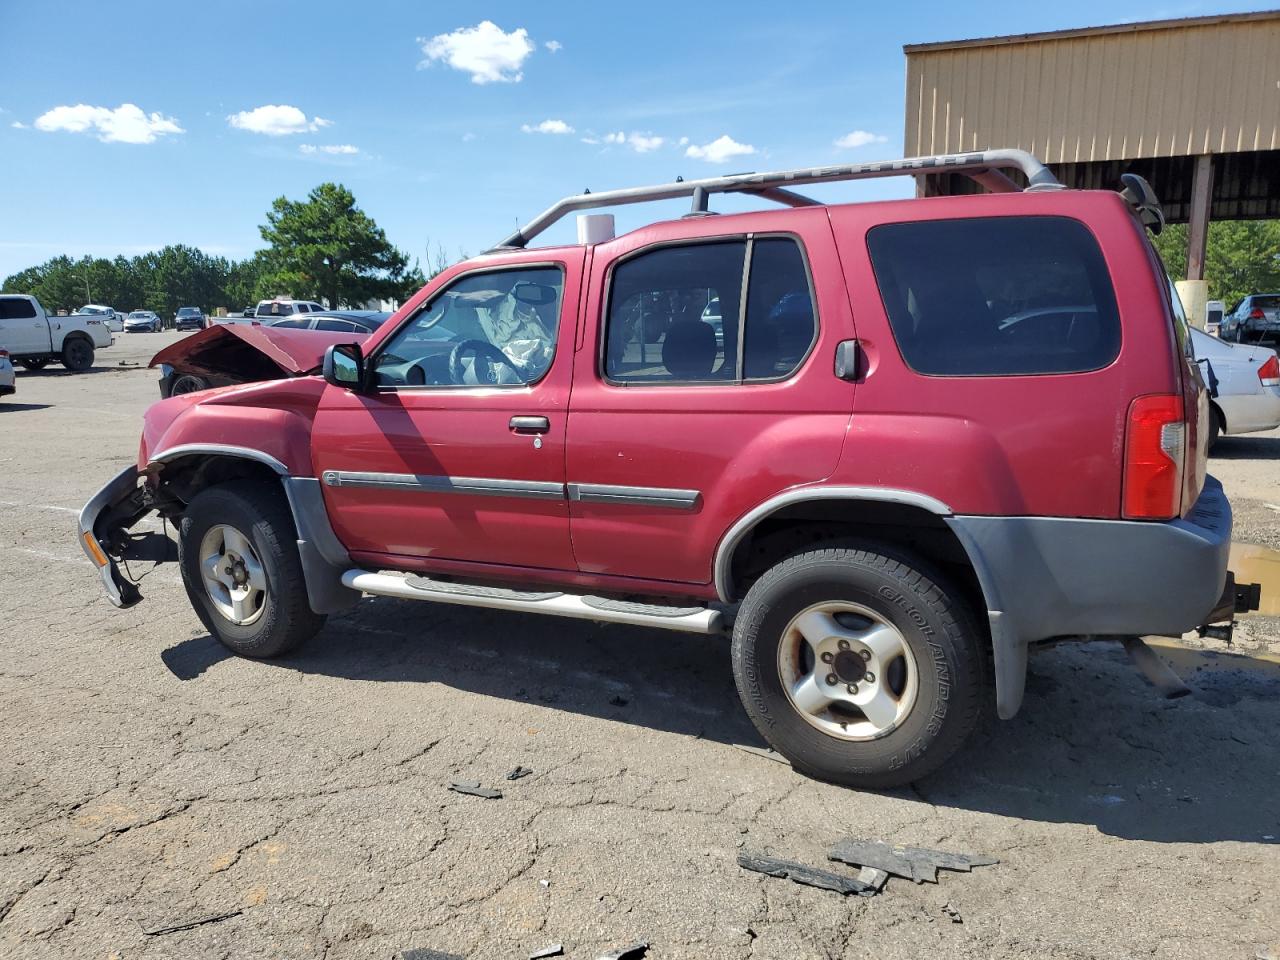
xmin=0 ymin=294 xmax=109 ymax=371
xmin=77 ymin=304 xmax=124 ymax=332
xmin=124 ymin=311 xmax=162 ymax=333
xmin=0 ymin=349 xmax=15 ymax=400
xmin=1192 ymin=328 xmax=1280 ymax=444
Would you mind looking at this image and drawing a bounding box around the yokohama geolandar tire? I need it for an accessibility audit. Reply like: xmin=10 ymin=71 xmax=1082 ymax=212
xmin=731 ymin=546 xmax=986 ymax=788
xmin=178 ymin=480 xmax=325 ymax=658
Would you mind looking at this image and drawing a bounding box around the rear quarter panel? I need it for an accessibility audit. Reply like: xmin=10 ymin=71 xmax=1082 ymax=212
xmin=829 ymin=191 xmax=1182 ymax=518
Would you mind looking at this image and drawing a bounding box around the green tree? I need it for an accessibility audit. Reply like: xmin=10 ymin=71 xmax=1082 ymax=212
xmin=259 ymin=183 xmax=411 ymax=308
xmin=1151 ymin=220 xmax=1280 ymax=308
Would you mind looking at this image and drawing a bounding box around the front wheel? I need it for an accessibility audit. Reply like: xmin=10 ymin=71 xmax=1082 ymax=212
xmin=731 ymin=546 xmax=986 ymax=788
xmin=178 ymin=480 xmax=325 ymax=658
xmin=60 ymin=338 xmax=94 ymax=371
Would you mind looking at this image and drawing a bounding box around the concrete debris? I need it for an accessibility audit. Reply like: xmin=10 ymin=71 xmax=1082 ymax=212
xmin=401 ymin=950 xmax=464 ymax=960
xmin=529 ymin=944 xmax=564 ymax=959
xmin=737 ymin=850 xmax=878 ymax=897
xmin=942 ymin=902 xmax=963 ymax=923
xmin=596 ymin=942 xmax=648 ymax=959
xmin=134 ymin=910 xmax=243 ymax=936
xmin=828 ymin=838 xmax=999 ymax=884
xmin=506 ymin=765 xmax=534 ymax=781
xmin=447 ymin=780 xmax=502 ymax=799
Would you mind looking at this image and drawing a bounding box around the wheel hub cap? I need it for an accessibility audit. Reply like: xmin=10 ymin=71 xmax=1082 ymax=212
xmin=777 ymin=601 xmax=920 ymax=742
xmin=199 ymin=524 xmax=267 ymax=626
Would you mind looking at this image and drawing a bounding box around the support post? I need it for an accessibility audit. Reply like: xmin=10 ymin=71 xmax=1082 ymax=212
xmin=1186 ymin=153 xmax=1214 ymax=281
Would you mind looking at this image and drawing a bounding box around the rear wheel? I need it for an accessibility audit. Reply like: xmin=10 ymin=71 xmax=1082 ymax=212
xmin=731 ymin=545 xmax=986 ymax=788
xmin=61 ymin=337 xmax=94 ymax=371
xmin=178 ymin=480 xmax=325 ymax=658
xmin=20 ymin=358 xmax=49 ymax=371
xmin=1209 ymin=405 xmax=1223 ymax=448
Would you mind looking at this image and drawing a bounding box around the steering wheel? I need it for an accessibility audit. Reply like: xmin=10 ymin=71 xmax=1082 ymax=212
xmin=448 ymin=339 xmax=522 ymax=385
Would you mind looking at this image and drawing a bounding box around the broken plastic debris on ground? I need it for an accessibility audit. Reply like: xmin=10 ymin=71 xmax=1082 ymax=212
xmin=738 ymin=838 xmax=998 ymax=897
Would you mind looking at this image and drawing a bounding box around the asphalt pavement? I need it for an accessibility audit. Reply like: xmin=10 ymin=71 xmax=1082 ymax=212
xmin=1 ymin=332 xmax=1277 ymax=959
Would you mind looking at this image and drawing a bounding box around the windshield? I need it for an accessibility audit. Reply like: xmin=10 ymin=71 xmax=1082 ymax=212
xmin=128 ymin=312 xmax=150 ymax=319
xmin=177 ymin=307 xmax=199 ymax=316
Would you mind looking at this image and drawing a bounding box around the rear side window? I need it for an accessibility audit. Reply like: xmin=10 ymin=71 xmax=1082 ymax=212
xmin=0 ymin=298 xmax=38 ymax=320
xmin=605 ymin=237 xmax=816 ymax=384
xmin=867 ymin=216 xmax=1121 ymax=376
xmin=316 ymin=318 xmax=359 ymax=332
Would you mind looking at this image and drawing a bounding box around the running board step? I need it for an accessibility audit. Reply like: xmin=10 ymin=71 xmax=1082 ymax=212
xmin=341 ymin=569 xmax=726 ymax=634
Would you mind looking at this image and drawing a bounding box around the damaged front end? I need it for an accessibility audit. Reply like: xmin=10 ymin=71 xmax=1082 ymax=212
xmin=76 ymin=466 xmax=174 ymax=607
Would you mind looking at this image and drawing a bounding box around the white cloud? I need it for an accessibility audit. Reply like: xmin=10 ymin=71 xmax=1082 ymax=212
xmin=461 ymin=132 xmax=477 ymax=142
xmin=521 ymin=118 xmax=574 ymax=135
xmin=11 ymin=121 xmax=26 ymax=129
xmin=685 ymin=134 xmax=755 ymax=164
xmin=32 ymin=103 xmax=183 ymax=144
xmin=595 ymin=130 xmax=665 ymax=153
xmin=834 ymin=130 xmax=888 ymax=150
xmin=544 ymin=39 xmax=562 ymax=53
xmin=300 ymin=143 xmax=359 ymax=155
xmin=678 ymin=136 xmax=689 ymax=146
xmin=228 ymin=105 xmax=331 ymax=136
xmin=580 ymin=135 xmax=599 ymax=145
xmin=626 ymin=132 xmax=664 ymax=153
xmin=419 ymin=21 xmax=534 ymax=84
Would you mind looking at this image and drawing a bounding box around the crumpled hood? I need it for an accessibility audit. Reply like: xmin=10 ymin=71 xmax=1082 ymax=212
xmin=149 ymin=323 xmax=367 ymax=378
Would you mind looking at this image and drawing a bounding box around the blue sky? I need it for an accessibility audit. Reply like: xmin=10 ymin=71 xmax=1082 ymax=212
xmin=0 ymin=0 xmax=1266 ymax=281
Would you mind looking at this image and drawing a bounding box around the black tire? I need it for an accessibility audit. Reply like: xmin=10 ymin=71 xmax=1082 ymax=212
xmin=61 ymin=336 xmax=94 ymax=371
xmin=171 ymin=373 xmax=209 ymax=395
xmin=1208 ymin=405 xmax=1223 ymax=449
xmin=178 ymin=480 xmax=325 ymax=658
xmin=731 ymin=545 xmax=986 ymax=788
xmin=20 ymin=358 xmax=49 ymax=371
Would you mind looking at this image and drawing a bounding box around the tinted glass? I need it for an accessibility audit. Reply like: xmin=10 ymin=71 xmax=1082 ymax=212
xmin=375 ymin=267 xmax=563 ymax=387
xmin=1252 ymin=296 xmax=1280 ymax=311
xmin=606 ymin=241 xmax=744 ymax=382
xmin=867 ymin=216 xmax=1121 ymax=376
xmin=0 ymin=298 xmax=38 ymax=320
xmin=270 ymin=318 xmax=310 ymax=329
xmin=743 ymin=238 xmax=815 ymax=379
xmin=257 ymin=302 xmax=294 ymax=317
xmin=316 ymin=318 xmax=359 ymax=332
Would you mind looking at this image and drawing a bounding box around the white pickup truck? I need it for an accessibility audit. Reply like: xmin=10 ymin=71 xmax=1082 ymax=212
xmin=0 ymin=294 xmax=112 ymax=371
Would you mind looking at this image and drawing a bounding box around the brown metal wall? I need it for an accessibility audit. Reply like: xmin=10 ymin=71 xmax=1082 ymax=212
xmin=906 ymin=16 xmax=1280 ymax=162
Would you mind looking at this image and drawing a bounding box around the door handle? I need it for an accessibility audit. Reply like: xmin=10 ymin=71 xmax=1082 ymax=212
xmin=509 ymin=415 xmax=550 ymax=434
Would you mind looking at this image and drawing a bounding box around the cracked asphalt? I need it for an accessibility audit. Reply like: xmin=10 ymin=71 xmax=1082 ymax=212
xmin=2 ymin=333 xmax=1279 ymax=960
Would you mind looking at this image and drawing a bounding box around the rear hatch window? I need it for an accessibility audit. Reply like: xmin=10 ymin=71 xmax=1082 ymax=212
xmin=867 ymin=216 xmax=1121 ymax=376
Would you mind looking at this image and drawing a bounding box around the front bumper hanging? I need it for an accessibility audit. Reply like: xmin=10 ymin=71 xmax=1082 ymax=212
xmin=77 ymin=464 xmax=171 ymax=608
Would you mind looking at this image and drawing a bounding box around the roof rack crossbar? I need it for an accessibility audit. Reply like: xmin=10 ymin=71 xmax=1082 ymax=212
xmin=494 ymin=148 xmax=1058 ymax=249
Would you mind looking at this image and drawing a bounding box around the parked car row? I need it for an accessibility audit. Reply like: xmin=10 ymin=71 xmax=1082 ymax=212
xmin=1220 ymin=294 xmax=1280 ymax=343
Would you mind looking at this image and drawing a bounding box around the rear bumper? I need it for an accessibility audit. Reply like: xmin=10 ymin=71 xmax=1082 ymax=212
xmin=949 ymin=476 xmax=1233 ymax=718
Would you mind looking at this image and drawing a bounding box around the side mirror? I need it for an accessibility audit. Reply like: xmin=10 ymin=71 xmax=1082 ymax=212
xmin=323 ymin=342 xmax=366 ymax=391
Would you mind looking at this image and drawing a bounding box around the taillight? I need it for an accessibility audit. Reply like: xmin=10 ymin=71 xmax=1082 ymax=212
xmin=1122 ymin=394 xmax=1185 ymax=520
xmin=1259 ymin=354 xmax=1280 ymax=387
xmin=1249 ymin=308 xmax=1266 ymax=320
xmin=0 ymin=349 xmax=8 ymax=358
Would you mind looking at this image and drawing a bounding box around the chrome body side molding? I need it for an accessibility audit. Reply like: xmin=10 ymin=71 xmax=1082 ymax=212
xmin=567 ymin=483 xmax=700 ymax=511
xmin=322 ymin=471 xmax=564 ymax=501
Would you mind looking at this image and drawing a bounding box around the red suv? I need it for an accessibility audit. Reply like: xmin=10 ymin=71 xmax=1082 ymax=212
xmin=80 ymin=150 xmax=1252 ymax=787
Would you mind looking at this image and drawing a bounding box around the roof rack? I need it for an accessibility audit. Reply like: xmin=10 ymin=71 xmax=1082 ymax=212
xmin=494 ymin=148 xmax=1061 ymax=250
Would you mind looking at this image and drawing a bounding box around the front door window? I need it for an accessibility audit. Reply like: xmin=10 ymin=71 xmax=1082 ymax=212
xmin=374 ymin=267 xmax=564 ymax=387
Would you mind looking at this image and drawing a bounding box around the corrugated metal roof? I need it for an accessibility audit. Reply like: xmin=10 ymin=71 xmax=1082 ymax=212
xmin=905 ymin=12 xmax=1280 ymax=162
xmin=905 ymin=9 xmax=1280 ymax=53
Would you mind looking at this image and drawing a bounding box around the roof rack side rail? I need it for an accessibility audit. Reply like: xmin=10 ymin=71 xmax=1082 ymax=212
xmin=493 ymin=148 xmax=1060 ymax=249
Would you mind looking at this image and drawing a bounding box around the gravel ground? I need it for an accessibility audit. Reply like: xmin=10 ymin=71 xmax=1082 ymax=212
xmin=1 ymin=333 xmax=1278 ymax=960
